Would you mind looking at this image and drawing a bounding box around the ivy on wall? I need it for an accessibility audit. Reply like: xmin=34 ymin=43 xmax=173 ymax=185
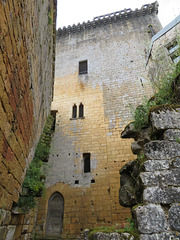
xmin=17 ymin=115 xmax=54 ymax=211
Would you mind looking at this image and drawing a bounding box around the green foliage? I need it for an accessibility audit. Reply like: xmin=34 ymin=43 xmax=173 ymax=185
xmin=133 ymin=98 xmax=156 ymax=130
xmin=88 ymin=218 xmax=139 ymax=240
xmin=133 ymin=61 xmax=180 ymax=130
xmin=137 ymin=153 xmax=145 ymax=162
xmin=17 ymin=115 xmax=54 ymax=211
xmin=48 ymin=7 xmax=54 ymax=25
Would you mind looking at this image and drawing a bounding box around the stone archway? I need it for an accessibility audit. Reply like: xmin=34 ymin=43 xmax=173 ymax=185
xmin=46 ymin=192 xmax=64 ymax=236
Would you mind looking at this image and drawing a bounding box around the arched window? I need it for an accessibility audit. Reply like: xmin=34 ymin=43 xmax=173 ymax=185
xmin=79 ymin=103 xmax=84 ymax=118
xmin=46 ymin=192 xmax=64 ymax=236
xmin=72 ymin=104 xmax=77 ymax=118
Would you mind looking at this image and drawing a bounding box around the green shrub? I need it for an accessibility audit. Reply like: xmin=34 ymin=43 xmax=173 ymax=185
xmin=17 ymin=115 xmax=54 ymax=211
xmin=133 ymin=61 xmax=180 ymax=130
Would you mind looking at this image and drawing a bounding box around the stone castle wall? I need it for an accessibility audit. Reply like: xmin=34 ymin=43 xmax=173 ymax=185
xmin=121 ymin=104 xmax=180 ymax=240
xmin=0 ymin=0 xmax=56 ymax=239
xmin=36 ymin=2 xmax=162 ymax=239
xmin=147 ymin=16 xmax=180 ymax=84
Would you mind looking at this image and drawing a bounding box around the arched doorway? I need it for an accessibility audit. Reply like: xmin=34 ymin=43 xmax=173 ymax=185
xmin=46 ymin=192 xmax=64 ymax=236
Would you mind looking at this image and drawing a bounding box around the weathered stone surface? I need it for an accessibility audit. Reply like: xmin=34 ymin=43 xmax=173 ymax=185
xmin=4 ymin=226 xmax=16 ymax=240
xmin=150 ymin=107 xmax=180 ymax=130
xmin=131 ymin=142 xmax=142 ymax=154
xmin=144 ymin=141 xmax=180 ymax=160
xmin=20 ymin=233 xmax=31 ymax=240
xmin=134 ymin=204 xmax=168 ymax=234
xmin=120 ymin=161 xmax=137 ymax=175
xmin=121 ymin=122 xmax=138 ymax=139
xmin=0 ymin=210 xmax=11 ymax=226
xmin=91 ymin=232 xmax=134 ymax=240
xmin=140 ymin=169 xmax=180 ymax=187
xmin=119 ymin=185 xmax=137 ymax=207
xmin=0 ymin=227 xmax=7 ymax=240
xmin=163 ymin=129 xmax=180 ymax=141
xmin=121 ymin=123 xmax=151 ymax=145
xmin=119 ymin=160 xmax=142 ymax=207
xmin=169 ymin=204 xmax=180 ymax=231
xmin=173 ymin=157 xmax=180 ymax=168
xmin=139 ymin=232 xmax=178 ymax=240
xmin=143 ymin=160 xmax=169 ymax=172
xmin=143 ymin=187 xmax=180 ymax=204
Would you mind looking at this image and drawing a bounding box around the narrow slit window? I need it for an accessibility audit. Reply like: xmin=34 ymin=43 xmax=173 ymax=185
xmin=79 ymin=103 xmax=84 ymax=118
xmin=72 ymin=104 xmax=77 ymax=118
xmin=79 ymin=60 xmax=88 ymax=75
xmin=50 ymin=110 xmax=58 ymax=131
xmin=83 ymin=153 xmax=91 ymax=173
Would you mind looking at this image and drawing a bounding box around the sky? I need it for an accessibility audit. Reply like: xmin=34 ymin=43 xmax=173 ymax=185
xmin=56 ymin=0 xmax=180 ymax=29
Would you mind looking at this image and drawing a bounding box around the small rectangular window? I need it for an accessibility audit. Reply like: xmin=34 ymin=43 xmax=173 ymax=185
xmin=79 ymin=60 xmax=88 ymax=75
xmin=83 ymin=153 xmax=91 ymax=173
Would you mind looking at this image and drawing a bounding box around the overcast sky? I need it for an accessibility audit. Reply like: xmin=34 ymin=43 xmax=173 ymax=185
xmin=56 ymin=0 xmax=180 ymax=29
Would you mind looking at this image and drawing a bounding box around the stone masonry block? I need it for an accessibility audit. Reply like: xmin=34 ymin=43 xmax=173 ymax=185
xmin=133 ymin=204 xmax=168 ymax=234
xmin=0 ymin=227 xmax=7 ymax=240
xmin=143 ymin=187 xmax=180 ymax=204
xmin=91 ymin=232 xmax=134 ymax=240
xmin=143 ymin=160 xmax=169 ymax=172
xmin=169 ymin=204 xmax=180 ymax=231
xmin=0 ymin=209 xmax=11 ymax=226
xmin=5 ymin=225 xmax=16 ymax=240
xmin=173 ymin=157 xmax=180 ymax=168
xmin=144 ymin=141 xmax=180 ymax=160
xmin=140 ymin=232 xmax=178 ymax=240
xmin=140 ymin=169 xmax=180 ymax=187
xmin=150 ymin=108 xmax=180 ymax=130
xmin=163 ymin=129 xmax=180 ymax=141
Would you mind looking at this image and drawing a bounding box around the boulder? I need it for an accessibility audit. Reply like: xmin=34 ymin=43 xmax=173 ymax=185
xmin=119 ymin=160 xmax=142 ymax=207
xmin=119 ymin=185 xmax=137 ymax=207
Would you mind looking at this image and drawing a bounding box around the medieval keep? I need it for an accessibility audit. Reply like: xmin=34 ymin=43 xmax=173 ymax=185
xmin=1 ymin=0 xmax=180 ymax=239
xmin=36 ymin=1 xmax=162 ymax=239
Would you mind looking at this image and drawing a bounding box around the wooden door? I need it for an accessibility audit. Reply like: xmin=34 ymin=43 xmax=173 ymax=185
xmin=46 ymin=192 xmax=64 ymax=236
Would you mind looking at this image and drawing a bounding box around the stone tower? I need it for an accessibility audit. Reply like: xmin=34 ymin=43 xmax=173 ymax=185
xmin=37 ymin=2 xmax=162 ymax=239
